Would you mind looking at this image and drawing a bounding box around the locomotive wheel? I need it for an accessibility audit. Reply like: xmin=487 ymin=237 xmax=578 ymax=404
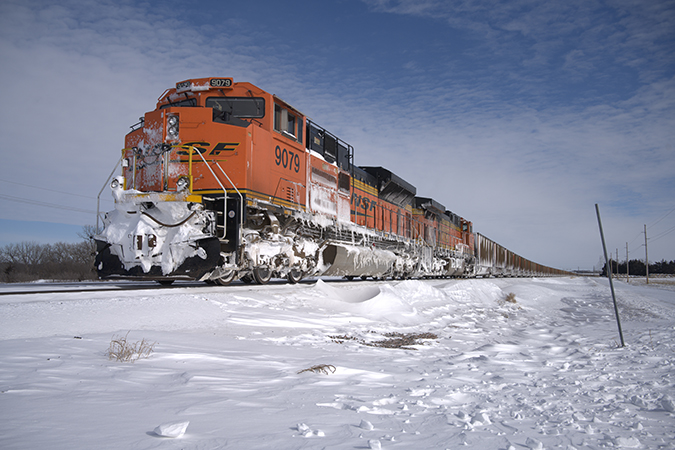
xmin=214 ymin=270 xmax=236 ymax=286
xmin=252 ymin=267 xmax=272 ymax=284
xmin=286 ymin=268 xmax=303 ymax=284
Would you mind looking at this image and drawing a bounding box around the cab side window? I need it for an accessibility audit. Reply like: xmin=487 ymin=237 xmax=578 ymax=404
xmin=274 ymin=104 xmax=303 ymax=143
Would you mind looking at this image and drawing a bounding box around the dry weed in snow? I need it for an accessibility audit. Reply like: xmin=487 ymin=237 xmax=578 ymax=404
xmin=298 ymin=364 xmax=337 ymax=375
xmin=106 ymin=332 xmax=156 ymax=363
xmin=330 ymin=331 xmax=439 ymax=349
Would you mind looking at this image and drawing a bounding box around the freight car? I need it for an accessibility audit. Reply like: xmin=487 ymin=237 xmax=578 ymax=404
xmin=94 ymin=77 xmax=569 ymax=284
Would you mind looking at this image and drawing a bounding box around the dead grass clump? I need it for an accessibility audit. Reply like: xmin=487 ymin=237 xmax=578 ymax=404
xmin=504 ymin=292 xmax=517 ymax=303
xmin=298 ymin=364 xmax=336 ymax=375
xmin=329 ymin=334 xmax=360 ymax=344
xmin=366 ymin=332 xmax=438 ymax=349
xmin=106 ymin=332 xmax=156 ymax=363
xmin=330 ymin=332 xmax=439 ymax=350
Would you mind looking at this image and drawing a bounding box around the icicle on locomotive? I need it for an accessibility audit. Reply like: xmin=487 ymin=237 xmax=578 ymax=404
xmin=95 ymin=77 xmax=568 ymax=284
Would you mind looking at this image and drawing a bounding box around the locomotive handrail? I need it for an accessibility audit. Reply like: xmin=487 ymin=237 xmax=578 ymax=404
xmin=184 ymin=146 xmax=244 ymax=243
xmin=213 ymin=161 xmax=244 ymax=242
xmin=96 ymin=154 xmax=124 ymax=234
xmin=185 ymin=146 xmax=228 ymax=240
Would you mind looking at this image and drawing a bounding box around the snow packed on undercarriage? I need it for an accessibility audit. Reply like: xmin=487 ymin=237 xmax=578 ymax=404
xmin=95 ymin=177 xmax=220 ymax=281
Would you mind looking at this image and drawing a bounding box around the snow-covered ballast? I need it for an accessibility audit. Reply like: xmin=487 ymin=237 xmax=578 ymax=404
xmin=95 ymin=177 xmax=221 ymax=280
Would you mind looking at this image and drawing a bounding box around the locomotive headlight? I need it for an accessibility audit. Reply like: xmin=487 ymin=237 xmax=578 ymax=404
xmin=176 ymin=176 xmax=190 ymax=191
xmin=110 ymin=176 xmax=125 ymax=201
xmin=166 ymin=114 xmax=179 ymax=140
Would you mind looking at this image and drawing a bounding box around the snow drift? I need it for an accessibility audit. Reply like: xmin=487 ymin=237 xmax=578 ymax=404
xmin=0 ymin=276 xmax=674 ymax=449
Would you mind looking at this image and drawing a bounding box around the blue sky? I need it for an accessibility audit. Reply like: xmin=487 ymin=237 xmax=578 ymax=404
xmin=1 ymin=0 xmax=673 ymax=270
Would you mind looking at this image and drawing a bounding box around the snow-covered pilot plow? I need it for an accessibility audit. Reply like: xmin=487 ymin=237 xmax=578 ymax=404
xmin=95 ymin=176 xmax=221 ymax=282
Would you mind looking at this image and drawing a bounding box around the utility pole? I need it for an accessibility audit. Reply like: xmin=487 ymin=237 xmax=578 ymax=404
xmin=626 ymin=242 xmax=629 ymax=283
xmin=595 ymin=204 xmax=625 ymax=347
xmin=644 ymin=224 xmax=649 ymax=284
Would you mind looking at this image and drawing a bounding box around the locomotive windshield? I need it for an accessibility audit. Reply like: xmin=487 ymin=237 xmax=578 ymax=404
xmin=160 ymin=98 xmax=197 ymax=109
xmin=206 ymin=97 xmax=265 ymax=119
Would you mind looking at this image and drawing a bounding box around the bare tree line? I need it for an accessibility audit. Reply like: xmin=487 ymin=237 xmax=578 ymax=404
xmin=0 ymin=227 xmax=97 ymax=282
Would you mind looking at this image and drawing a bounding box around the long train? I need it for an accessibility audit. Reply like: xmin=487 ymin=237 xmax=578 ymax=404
xmin=94 ymin=77 xmax=569 ymax=284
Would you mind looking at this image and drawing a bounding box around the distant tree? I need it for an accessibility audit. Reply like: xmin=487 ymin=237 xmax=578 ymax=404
xmin=1 ymin=241 xmax=48 ymax=276
xmin=601 ymin=259 xmax=674 ymax=277
xmin=600 ymin=259 xmax=619 ymax=277
xmin=651 ymin=259 xmax=675 ymax=275
xmin=77 ymin=224 xmax=101 ymax=241
xmin=2 ymin=262 xmax=15 ymax=283
xmin=629 ymin=259 xmax=646 ymax=276
xmin=0 ymin=236 xmax=97 ymax=282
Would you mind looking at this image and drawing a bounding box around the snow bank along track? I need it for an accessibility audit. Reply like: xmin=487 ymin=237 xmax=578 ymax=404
xmin=94 ymin=77 xmax=571 ymax=286
xmin=1 ymin=276 xmax=550 ymax=297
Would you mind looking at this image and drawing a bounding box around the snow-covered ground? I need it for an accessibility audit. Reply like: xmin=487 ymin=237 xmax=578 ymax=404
xmin=1 ymin=276 xmax=673 ymax=449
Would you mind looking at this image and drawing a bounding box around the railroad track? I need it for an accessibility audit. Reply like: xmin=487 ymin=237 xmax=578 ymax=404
xmin=0 ymin=277 xmax=368 ymax=296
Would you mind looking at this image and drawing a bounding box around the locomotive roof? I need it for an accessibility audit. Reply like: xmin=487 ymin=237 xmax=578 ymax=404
xmin=158 ymin=77 xmax=302 ymax=111
xmin=359 ymin=167 xmax=416 ymax=195
xmin=414 ymin=197 xmax=446 ymax=215
xmin=360 ymin=166 xmax=417 ymax=208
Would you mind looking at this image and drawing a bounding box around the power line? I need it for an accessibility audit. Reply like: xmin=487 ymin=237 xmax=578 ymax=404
xmin=627 ymin=230 xmax=643 ymax=246
xmin=625 ymin=205 xmax=675 ymax=253
xmin=649 ymin=204 xmax=675 ymax=228
xmin=0 ymin=193 xmax=95 ymax=215
xmin=649 ymin=224 xmax=675 ymax=243
xmin=0 ymin=178 xmax=97 ymax=200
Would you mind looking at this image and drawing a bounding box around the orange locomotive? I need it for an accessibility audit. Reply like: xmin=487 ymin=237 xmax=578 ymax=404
xmin=95 ymin=77 xmax=567 ymax=284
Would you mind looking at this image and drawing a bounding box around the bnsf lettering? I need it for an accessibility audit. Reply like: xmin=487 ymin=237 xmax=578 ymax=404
xmin=275 ymin=145 xmax=300 ymax=173
xmin=177 ymin=142 xmax=238 ymax=156
xmin=177 ymin=141 xmax=209 ymax=155
xmin=210 ymin=142 xmax=239 ymax=155
xmin=351 ymin=193 xmax=377 ymax=211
